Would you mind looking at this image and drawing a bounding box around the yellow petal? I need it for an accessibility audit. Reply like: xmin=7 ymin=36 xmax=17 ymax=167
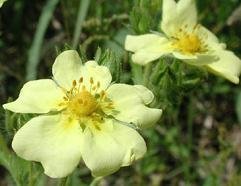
xmin=81 ymin=61 xmax=112 ymax=91
xmin=125 ymin=34 xmax=170 ymax=65
xmin=195 ymin=25 xmax=220 ymax=47
xmin=52 ymin=50 xmax=83 ymax=89
xmin=205 ymin=50 xmax=241 ymax=84
xmin=161 ymin=0 xmax=197 ymax=36
xmin=12 ymin=115 xmax=82 ymax=178
xmin=3 ymin=79 xmax=64 ymax=113
xmin=80 ymin=119 xmax=146 ymax=177
xmin=106 ymin=84 xmax=162 ymax=128
xmin=180 ymin=53 xmax=218 ymax=66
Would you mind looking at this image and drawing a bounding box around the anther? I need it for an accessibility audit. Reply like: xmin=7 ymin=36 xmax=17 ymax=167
xmin=72 ymin=80 xmax=77 ymax=87
xmin=100 ymin=90 xmax=105 ymax=99
xmin=58 ymin=103 xmax=65 ymax=106
xmin=63 ymin=96 xmax=68 ymax=101
xmin=79 ymin=77 xmax=83 ymax=83
xmin=78 ymin=99 xmax=83 ymax=104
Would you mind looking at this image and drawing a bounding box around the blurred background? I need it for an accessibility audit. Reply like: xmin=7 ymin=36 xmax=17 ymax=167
xmin=1 ymin=0 xmax=241 ymax=185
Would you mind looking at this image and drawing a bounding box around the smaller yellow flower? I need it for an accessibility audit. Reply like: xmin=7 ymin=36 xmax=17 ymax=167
xmin=125 ymin=0 xmax=241 ymax=84
xmin=3 ymin=50 xmax=162 ymax=178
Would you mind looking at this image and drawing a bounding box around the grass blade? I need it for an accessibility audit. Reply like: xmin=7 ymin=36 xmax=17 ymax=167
xmin=72 ymin=0 xmax=91 ymax=49
xmin=26 ymin=0 xmax=59 ymax=80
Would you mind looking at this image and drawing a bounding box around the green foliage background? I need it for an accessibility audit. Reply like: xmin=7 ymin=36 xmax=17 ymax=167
xmin=1 ymin=0 xmax=241 ymax=185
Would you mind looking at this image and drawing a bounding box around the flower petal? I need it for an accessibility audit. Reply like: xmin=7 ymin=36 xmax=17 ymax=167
xmin=12 ymin=115 xmax=82 ymax=178
xmin=205 ymin=50 xmax=241 ymax=84
xmin=125 ymin=34 xmax=170 ymax=65
xmin=195 ymin=25 xmax=220 ymax=47
xmin=0 ymin=0 xmax=7 ymax=7
xmin=179 ymin=53 xmax=218 ymax=66
xmin=52 ymin=50 xmax=83 ymax=89
xmin=81 ymin=61 xmax=112 ymax=91
xmin=161 ymin=0 xmax=197 ymax=36
xmin=106 ymin=84 xmax=162 ymax=128
xmin=131 ymin=50 xmax=166 ymax=65
xmin=3 ymin=79 xmax=64 ymax=113
xmin=80 ymin=119 xmax=146 ymax=177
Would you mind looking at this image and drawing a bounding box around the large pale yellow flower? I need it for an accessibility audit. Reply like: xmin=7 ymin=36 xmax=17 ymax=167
xmin=3 ymin=50 xmax=162 ymax=178
xmin=125 ymin=0 xmax=241 ymax=84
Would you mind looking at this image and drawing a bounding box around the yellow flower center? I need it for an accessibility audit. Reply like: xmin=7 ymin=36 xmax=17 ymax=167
xmin=173 ymin=34 xmax=202 ymax=54
xmin=58 ymin=77 xmax=114 ymax=122
xmin=171 ymin=26 xmax=207 ymax=55
xmin=68 ymin=90 xmax=98 ymax=116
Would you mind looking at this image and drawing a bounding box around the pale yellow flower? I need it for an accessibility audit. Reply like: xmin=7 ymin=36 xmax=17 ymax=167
xmin=125 ymin=0 xmax=241 ymax=84
xmin=3 ymin=50 xmax=162 ymax=178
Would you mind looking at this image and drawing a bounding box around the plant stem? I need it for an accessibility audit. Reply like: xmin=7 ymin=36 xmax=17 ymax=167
xmin=143 ymin=63 xmax=152 ymax=87
xmin=90 ymin=177 xmax=103 ymax=186
xmin=28 ymin=163 xmax=33 ymax=186
xmin=59 ymin=177 xmax=68 ymax=186
xmin=26 ymin=0 xmax=60 ymax=80
xmin=130 ymin=62 xmax=143 ymax=85
xmin=72 ymin=0 xmax=91 ymax=49
xmin=184 ymin=96 xmax=195 ymax=184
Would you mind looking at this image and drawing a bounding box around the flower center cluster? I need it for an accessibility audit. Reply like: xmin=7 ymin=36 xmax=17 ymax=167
xmin=171 ymin=25 xmax=207 ymax=55
xmin=59 ymin=77 xmax=114 ymax=120
xmin=68 ymin=90 xmax=97 ymax=116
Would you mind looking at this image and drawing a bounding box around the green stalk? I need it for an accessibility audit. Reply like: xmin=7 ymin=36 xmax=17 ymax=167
xmin=143 ymin=63 xmax=152 ymax=87
xmin=184 ymin=96 xmax=195 ymax=184
xmin=72 ymin=0 xmax=91 ymax=49
xmin=130 ymin=62 xmax=143 ymax=85
xmin=90 ymin=177 xmax=103 ymax=186
xmin=59 ymin=177 xmax=68 ymax=186
xmin=26 ymin=0 xmax=60 ymax=80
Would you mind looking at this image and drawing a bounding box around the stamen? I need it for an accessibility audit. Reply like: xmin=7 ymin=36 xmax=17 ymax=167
xmin=94 ymin=123 xmax=101 ymax=130
xmin=172 ymin=24 xmax=207 ymax=55
xmin=78 ymin=98 xmax=83 ymax=104
xmin=79 ymin=77 xmax=83 ymax=83
xmin=72 ymin=80 xmax=77 ymax=87
xmin=60 ymin=76 xmax=114 ymax=129
xmin=100 ymin=90 xmax=105 ymax=99
xmin=63 ymin=96 xmax=68 ymax=101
